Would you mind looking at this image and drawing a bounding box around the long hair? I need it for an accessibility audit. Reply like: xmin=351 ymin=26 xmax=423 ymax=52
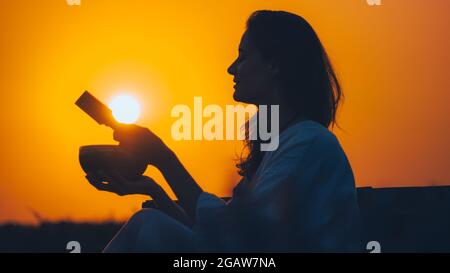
xmin=236 ymin=10 xmax=343 ymax=180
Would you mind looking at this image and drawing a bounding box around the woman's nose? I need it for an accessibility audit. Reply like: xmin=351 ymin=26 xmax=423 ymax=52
xmin=227 ymin=60 xmax=237 ymax=76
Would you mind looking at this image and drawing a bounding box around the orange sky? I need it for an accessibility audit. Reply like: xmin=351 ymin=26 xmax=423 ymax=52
xmin=0 ymin=0 xmax=449 ymax=224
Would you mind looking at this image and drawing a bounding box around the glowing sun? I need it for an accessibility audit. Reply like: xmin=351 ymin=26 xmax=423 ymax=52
xmin=108 ymin=94 xmax=141 ymax=124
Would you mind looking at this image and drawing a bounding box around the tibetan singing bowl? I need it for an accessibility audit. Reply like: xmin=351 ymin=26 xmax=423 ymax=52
xmin=79 ymin=145 xmax=147 ymax=181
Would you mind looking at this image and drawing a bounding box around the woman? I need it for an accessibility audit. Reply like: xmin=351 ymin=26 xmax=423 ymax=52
xmin=86 ymin=10 xmax=362 ymax=252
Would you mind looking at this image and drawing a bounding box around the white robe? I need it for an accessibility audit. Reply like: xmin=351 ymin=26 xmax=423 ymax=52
xmin=104 ymin=120 xmax=362 ymax=252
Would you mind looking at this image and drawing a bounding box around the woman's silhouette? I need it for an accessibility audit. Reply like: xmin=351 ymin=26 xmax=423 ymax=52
xmin=86 ymin=10 xmax=362 ymax=252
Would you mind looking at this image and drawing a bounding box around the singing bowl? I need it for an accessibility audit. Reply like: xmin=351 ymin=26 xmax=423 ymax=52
xmin=79 ymin=145 xmax=147 ymax=181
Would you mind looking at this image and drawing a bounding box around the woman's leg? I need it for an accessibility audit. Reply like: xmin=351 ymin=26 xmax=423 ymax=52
xmin=103 ymin=208 xmax=195 ymax=253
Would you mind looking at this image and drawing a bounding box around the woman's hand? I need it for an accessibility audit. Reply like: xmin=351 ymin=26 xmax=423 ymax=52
xmin=112 ymin=124 xmax=203 ymax=221
xmin=113 ymin=124 xmax=173 ymax=168
xmin=85 ymin=170 xmax=159 ymax=197
xmin=86 ymin=170 xmax=195 ymax=227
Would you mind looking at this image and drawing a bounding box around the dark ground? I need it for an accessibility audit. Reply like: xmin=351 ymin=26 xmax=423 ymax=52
xmin=0 ymin=221 xmax=122 ymax=253
xmin=1 ymin=186 xmax=450 ymax=252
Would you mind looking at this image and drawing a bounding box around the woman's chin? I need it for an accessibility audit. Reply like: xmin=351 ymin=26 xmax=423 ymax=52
xmin=233 ymin=90 xmax=250 ymax=103
xmin=233 ymin=92 xmax=257 ymax=105
xmin=232 ymin=91 xmax=241 ymax=102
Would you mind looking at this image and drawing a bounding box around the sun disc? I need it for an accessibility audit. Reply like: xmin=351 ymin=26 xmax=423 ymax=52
xmin=108 ymin=94 xmax=141 ymax=124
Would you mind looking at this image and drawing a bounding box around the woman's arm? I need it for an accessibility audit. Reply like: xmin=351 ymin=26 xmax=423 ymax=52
xmin=112 ymin=124 xmax=203 ymax=220
xmin=156 ymin=149 xmax=203 ymax=221
xmin=144 ymin=181 xmax=195 ymax=228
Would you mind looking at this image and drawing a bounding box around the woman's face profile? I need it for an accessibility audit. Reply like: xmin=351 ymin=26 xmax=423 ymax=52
xmin=227 ymin=31 xmax=275 ymax=105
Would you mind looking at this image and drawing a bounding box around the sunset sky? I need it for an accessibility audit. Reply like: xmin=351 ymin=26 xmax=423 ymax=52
xmin=0 ymin=0 xmax=449 ymax=224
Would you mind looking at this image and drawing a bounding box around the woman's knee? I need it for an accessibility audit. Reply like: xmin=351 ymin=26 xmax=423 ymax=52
xmin=102 ymin=209 xmax=163 ymax=253
xmin=130 ymin=208 xmax=164 ymax=222
xmin=105 ymin=208 xmax=194 ymax=252
xmin=132 ymin=209 xmax=195 ymax=252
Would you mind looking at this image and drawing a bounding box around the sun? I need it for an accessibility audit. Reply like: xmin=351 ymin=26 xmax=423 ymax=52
xmin=108 ymin=94 xmax=141 ymax=124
